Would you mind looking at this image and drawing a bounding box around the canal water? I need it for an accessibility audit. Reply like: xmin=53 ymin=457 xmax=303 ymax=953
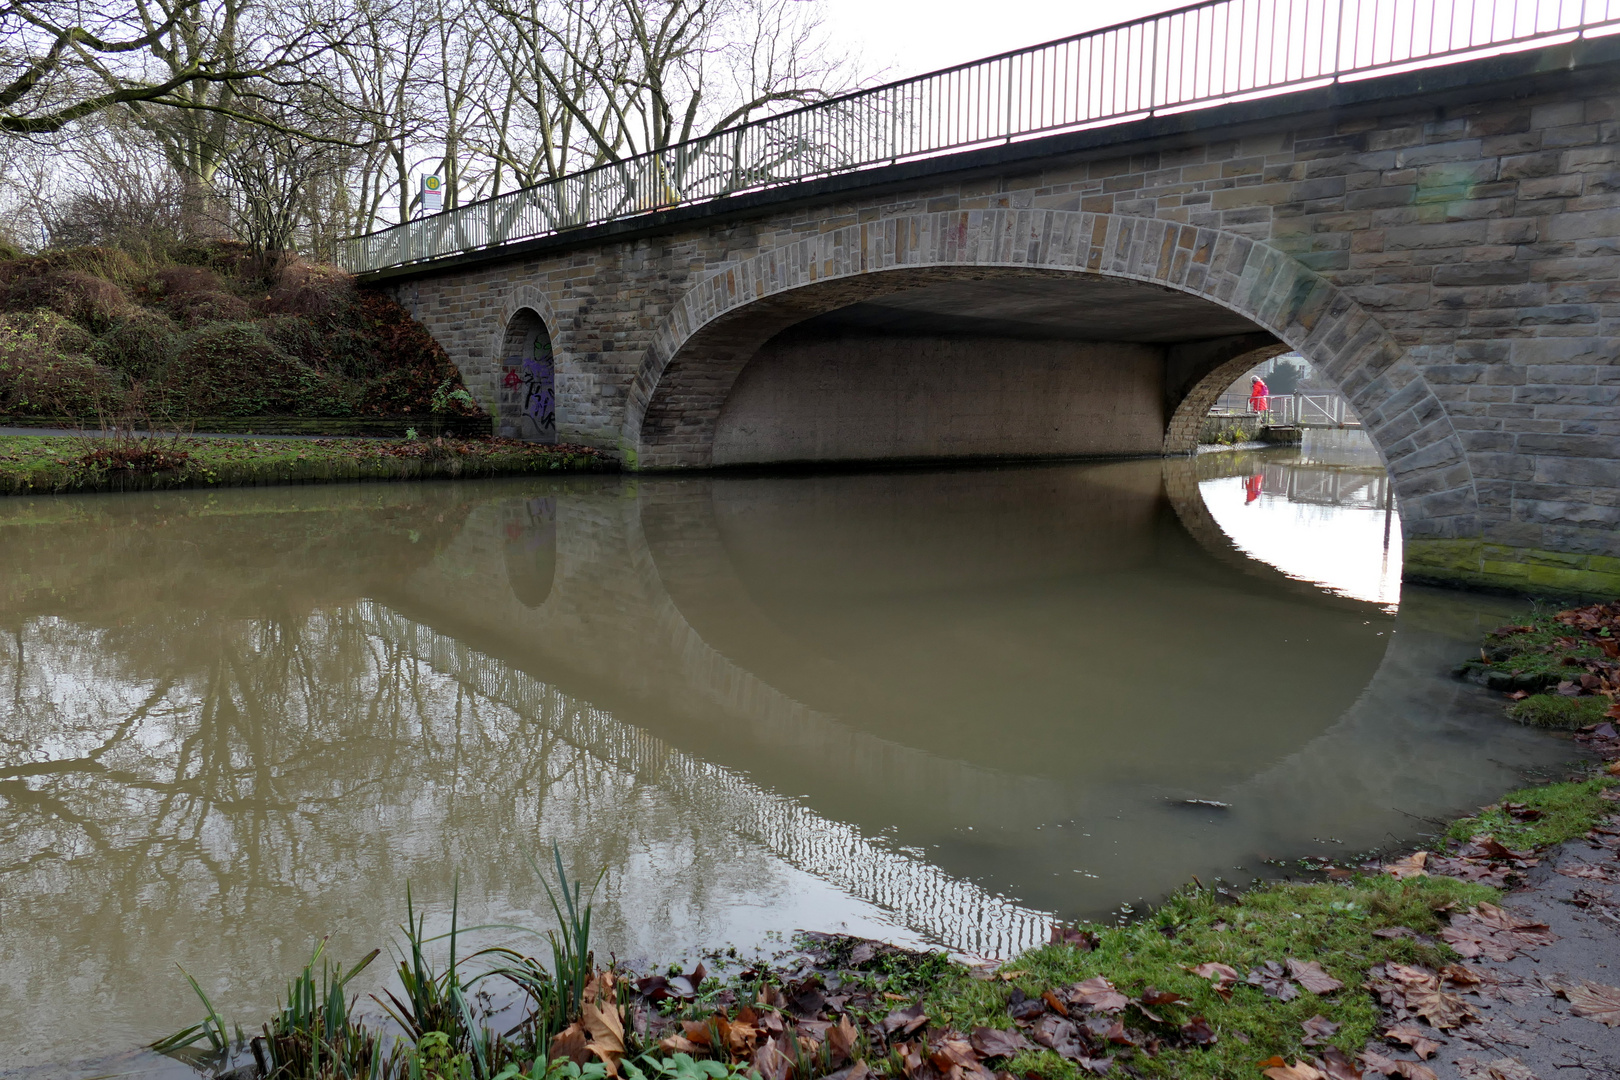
xmin=0 ymin=434 xmax=1577 ymax=1073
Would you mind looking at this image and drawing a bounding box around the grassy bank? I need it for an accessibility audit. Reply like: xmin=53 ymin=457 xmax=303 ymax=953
xmin=0 ymin=433 xmax=612 ymax=495
xmin=156 ymin=605 xmax=1620 ymax=1080
xmin=1454 ymin=601 xmax=1620 ymax=727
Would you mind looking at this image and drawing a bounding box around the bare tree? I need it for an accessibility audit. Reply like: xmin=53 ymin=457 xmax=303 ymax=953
xmin=471 ymin=0 xmax=858 ymax=204
xmin=332 ymin=0 xmax=439 ymax=231
xmin=0 ymin=0 xmax=346 ymax=137
xmin=123 ymin=0 xmax=361 ymax=234
xmin=214 ymin=92 xmax=353 ymax=274
xmin=42 ymin=120 xmax=186 ymax=251
xmin=476 ymin=0 xmax=627 ymax=189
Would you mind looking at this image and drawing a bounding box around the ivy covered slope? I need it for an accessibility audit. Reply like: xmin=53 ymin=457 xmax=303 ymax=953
xmin=0 ymin=242 xmax=484 ymax=421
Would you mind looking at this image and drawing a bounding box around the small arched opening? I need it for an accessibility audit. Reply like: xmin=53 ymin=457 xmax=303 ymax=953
xmin=498 ymin=309 xmax=556 ymax=442
xmin=1172 ymin=351 xmax=1402 ymax=606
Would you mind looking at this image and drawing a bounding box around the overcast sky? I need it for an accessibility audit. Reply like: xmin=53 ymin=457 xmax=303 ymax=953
xmin=817 ymin=0 xmax=1188 ymax=82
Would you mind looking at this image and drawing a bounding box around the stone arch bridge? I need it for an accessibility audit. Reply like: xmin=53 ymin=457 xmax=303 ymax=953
xmin=372 ymin=36 xmax=1620 ymax=595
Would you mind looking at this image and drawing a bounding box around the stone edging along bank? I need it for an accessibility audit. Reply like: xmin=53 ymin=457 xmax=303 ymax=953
xmin=0 ymin=434 xmax=616 ymax=496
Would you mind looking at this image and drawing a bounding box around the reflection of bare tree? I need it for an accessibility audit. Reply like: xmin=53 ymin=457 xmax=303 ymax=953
xmin=0 ymin=488 xmax=660 ymax=1061
xmin=0 ymin=600 xmax=705 ymax=1061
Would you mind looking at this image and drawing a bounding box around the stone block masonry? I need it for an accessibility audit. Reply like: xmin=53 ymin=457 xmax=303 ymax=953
xmin=381 ymin=39 xmax=1620 ymax=596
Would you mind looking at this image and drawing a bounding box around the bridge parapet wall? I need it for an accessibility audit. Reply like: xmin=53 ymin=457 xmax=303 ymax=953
xmin=385 ymin=46 xmax=1620 ymax=595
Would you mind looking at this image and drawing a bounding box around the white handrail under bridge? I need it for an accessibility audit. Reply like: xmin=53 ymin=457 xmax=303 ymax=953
xmin=340 ymin=0 xmax=1620 ymax=274
xmin=1212 ymin=391 xmax=1358 ymax=425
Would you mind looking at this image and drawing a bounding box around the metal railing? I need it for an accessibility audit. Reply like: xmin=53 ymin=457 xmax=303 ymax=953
xmin=1257 ymin=460 xmax=1392 ymax=507
xmin=1211 ymin=391 xmax=1358 ymax=425
xmin=340 ymin=0 xmax=1620 ymax=273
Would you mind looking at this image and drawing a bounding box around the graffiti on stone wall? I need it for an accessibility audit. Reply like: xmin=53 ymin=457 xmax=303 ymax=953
xmin=502 ymin=338 xmax=555 ymax=439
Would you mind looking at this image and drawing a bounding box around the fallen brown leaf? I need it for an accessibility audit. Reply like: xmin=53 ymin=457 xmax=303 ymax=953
xmin=822 ymin=1063 xmax=870 ymax=1080
xmin=551 ymin=1023 xmax=591 ymax=1065
xmin=1318 ymin=1047 xmax=1361 ymax=1080
xmin=1427 ymin=857 xmax=1514 ymax=888
xmin=1067 ymin=976 xmax=1127 ymax=1013
xmin=1383 ymin=852 xmax=1429 ymax=879
xmin=1455 ymin=1057 xmax=1540 ymax=1080
xmin=1360 ymin=1049 xmax=1401 ymax=1076
xmin=1247 ymin=960 xmax=1300 ymax=1001
xmin=1049 ymin=926 xmax=1099 ymax=951
xmin=1365 ymin=964 xmax=1477 ymax=1029
xmin=581 ymin=999 xmax=626 ymax=1075
xmin=881 ymin=1003 xmax=928 ymax=1037
xmin=1441 ymin=964 xmax=1484 ymax=989
xmin=931 ymin=1038 xmax=996 ymax=1080
xmin=1288 ymin=959 xmax=1345 ymax=995
xmin=969 ymin=1026 xmax=1033 ymax=1059
xmin=753 ymin=1033 xmax=794 ymax=1080
xmin=1260 ymin=1057 xmax=1327 ymax=1080
xmin=1383 ymin=1025 xmax=1440 ymax=1060
xmin=1300 ymin=1014 xmax=1339 ymax=1045
xmin=1139 ymin=987 xmax=1183 ymax=1006
xmin=1006 ymin=989 xmax=1045 ymax=1020
xmin=1442 ymin=904 xmax=1556 ymax=962
xmin=1029 ymin=1014 xmax=1089 ymax=1061
xmin=1406 ymin=984 xmax=1477 ymax=1030
xmin=827 ymin=1015 xmax=858 ymax=1066
xmin=1186 ymin=961 xmax=1239 ymax=1000
xmin=1179 ymin=1015 xmax=1216 ymax=1046
xmin=1555 ymin=979 xmax=1620 ymax=1026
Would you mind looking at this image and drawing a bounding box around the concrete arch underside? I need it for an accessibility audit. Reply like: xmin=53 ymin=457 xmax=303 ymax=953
xmin=624 ymin=211 xmax=1478 ymax=544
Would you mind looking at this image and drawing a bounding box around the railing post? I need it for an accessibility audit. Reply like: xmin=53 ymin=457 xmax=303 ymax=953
xmin=1148 ymin=14 xmax=1158 ymax=112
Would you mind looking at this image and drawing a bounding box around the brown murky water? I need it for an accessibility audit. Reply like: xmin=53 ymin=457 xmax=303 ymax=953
xmin=0 ymin=442 xmax=1575 ymax=1073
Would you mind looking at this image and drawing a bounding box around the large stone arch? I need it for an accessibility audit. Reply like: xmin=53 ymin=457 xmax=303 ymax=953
xmin=623 ymin=210 xmax=1479 ymax=544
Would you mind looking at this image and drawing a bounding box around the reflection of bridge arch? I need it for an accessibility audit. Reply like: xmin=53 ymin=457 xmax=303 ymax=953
xmin=356 ymin=600 xmax=1052 ymax=958
xmin=623 ymin=212 xmax=1476 ymax=551
xmin=391 ymin=472 xmax=1402 ymax=933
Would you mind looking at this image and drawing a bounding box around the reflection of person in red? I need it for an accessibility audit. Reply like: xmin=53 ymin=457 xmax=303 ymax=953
xmin=1248 ymin=375 xmax=1270 ymax=417
xmin=1245 ymin=473 xmax=1263 ymax=505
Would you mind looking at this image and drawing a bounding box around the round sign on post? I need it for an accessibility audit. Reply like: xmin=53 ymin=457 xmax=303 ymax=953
xmin=421 ymin=174 xmax=443 ymax=214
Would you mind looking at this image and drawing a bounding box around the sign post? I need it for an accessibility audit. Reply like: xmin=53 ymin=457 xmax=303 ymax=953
xmin=420 ymin=174 xmax=443 ymax=215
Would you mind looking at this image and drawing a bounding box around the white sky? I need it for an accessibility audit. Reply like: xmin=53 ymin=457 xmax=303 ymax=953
xmin=1201 ymin=475 xmax=1403 ymax=609
xmin=818 ymin=0 xmax=1189 ymax=82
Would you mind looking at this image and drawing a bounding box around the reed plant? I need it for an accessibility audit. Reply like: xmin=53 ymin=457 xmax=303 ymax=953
xmin=150 ymin=967 xmax=236 ymax=1062
xmin=376 ymin=883 xmax=469 ymax=1044
xmin=255 ymin=939 xmax=386 ymax=1080
xmin=156 ymin=846 xmax=614 ymax=1080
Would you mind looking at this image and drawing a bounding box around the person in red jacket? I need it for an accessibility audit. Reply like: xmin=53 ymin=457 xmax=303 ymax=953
xmin=1248 ymin=374 xmax=1270 ymax=417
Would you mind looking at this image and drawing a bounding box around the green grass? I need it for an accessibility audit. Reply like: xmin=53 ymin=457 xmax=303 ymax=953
xmin=1445 ymin=776 xmax=1618 ymax=850
xmin=0 ymin=433 xmax=611 ymax=495
xmin=1506 ymin=693 xmax=1611 ymax=729
xmin=1456 ymin=612 xmax=1606 ymax=687
xmin=916 ymin=875 xmax=1494 ymax=1080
